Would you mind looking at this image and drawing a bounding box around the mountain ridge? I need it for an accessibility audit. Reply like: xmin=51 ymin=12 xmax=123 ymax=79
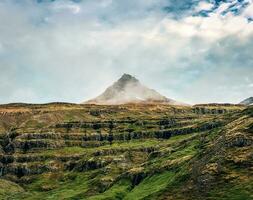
xmin=240 ymin=97 xmax=253 ymax=105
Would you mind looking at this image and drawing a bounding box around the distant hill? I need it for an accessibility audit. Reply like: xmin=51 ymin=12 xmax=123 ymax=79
xmin=240 ymin=97 xmax=253 ymax=105
xmin=85 ymin=74 xmax=186 ymax=105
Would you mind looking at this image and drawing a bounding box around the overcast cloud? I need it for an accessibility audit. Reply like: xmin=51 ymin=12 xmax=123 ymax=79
xmin=0 ymin=0 xmax=252 ymax=104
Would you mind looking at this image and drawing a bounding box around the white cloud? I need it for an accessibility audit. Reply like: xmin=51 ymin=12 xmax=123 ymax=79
xmin=0 ymin=0 xmax=252 ymax=104
xmin=156 ymin=9 xmax=253 ymax=40
xmin=216 ymin=1 xmax=234 ymax=14
xmin=195 ymin=1 xmax=213 ymax=11
xmin=52 ymin=3 xmax=81 ymax=14
xmin=243 ymin=1 xmax=253 ymax=18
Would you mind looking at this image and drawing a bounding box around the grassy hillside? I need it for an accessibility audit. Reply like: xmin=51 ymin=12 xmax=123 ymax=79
xmin=0 ymin=103 xmax=252 ymax=200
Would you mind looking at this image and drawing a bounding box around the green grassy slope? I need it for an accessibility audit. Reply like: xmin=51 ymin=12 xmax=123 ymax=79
xmin=0 ymin=103 xmax=252 ymax=200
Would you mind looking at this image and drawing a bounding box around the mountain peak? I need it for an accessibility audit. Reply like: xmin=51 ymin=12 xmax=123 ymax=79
xmin=119 ymin=73 xmax=138 ymax=82
xmin=115 ymin=74 xmax=139 ymax=90
xmin=84 ymin=74 xmax=186 ymax=105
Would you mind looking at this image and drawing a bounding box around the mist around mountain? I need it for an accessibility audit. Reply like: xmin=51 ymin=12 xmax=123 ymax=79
xmin=240 ymin=97 xmax=253 ymax=105
xmin=85 ymin=74 xmax=186 ymax=105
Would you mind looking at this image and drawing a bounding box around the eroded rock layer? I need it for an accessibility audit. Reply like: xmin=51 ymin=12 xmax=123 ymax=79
xmin=0 ymin=103 xmax=252 ymax=199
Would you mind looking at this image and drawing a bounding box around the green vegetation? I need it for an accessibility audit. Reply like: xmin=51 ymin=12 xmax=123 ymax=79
xmin=0 ymin=103 xmax=252 ymax=199
xmin=87 ymin=179 xmax=131 ymax=200
xmin=124 ymin=171 xmax=176 ymax=200
xmin=208 ymin=182 xmax=253 ymax=200
xmin=0 ymin=179 xmax=24 ymax=199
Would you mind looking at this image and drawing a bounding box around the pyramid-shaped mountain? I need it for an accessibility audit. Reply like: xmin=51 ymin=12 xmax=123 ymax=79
xmin=85 ymin=74 xmax=185 ymax=105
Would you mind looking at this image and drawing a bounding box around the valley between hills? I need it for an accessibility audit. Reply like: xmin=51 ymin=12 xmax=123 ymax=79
xmin=0 ymin=103 xmax=252 ymax=199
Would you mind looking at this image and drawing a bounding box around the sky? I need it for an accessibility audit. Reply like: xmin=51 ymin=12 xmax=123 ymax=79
xmin=0 ymin=0 xmax=252 ymax=104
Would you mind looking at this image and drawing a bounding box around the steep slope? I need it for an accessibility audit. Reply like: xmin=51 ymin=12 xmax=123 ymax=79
xmin=240 ymin=97 xmax=253 ymax=105
xmin=85 ymin=74 xmax=185 ymax=105
xmin=0 ymin=103 xmax=251 ymax=199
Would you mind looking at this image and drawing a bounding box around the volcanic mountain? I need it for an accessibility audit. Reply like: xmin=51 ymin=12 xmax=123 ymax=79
xmin=240 ymin=97 xmax=253 ymax=105
xmin=85 ymin=74 xmax=185 ymax=105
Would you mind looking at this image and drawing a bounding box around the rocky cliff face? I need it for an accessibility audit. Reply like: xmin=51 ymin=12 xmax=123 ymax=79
xmin=85 ymin=74 xmax=186 ymax=105
xmin=0 ymin=103 xmax=252 ymax=199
